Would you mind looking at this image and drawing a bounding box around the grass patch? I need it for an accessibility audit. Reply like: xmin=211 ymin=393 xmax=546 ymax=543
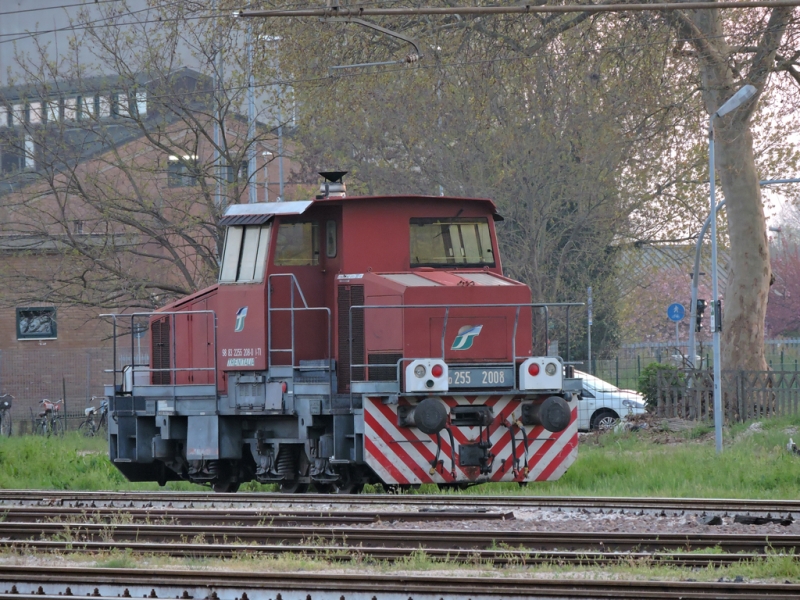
xmin=1 ymin=546 xmax=798 ymax=583
xmin=1 ymin=416 xmax=800 ymax=498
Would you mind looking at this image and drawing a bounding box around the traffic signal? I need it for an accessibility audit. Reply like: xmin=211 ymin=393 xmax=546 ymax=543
xmin=695 ymin=299 xmax=708 ymax=332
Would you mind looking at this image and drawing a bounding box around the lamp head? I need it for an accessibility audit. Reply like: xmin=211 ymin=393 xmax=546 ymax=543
xmin=715 ymin=84 xmax=757 ymax=118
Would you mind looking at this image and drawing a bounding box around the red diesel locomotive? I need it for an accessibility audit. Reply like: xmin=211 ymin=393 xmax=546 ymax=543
xmin=105 ymin=173 xmax=582 ymax=492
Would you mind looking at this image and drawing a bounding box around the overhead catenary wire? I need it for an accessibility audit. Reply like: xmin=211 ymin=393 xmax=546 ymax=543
xmin=0 ymin=22 xmax=784 ymax=107
xmin=237 ymin=0 xmax=800 ymax=18
xmin=0 ymin=2 xmax=793 ymax=103
xmin=0 ymin=1 xmax=206 ymax=45
xmin=0 ymin=0 xmax=123 ymax=19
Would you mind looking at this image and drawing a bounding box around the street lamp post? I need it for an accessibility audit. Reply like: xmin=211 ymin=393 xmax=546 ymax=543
xmin=262 ymin=150 xmax=273 ymax=202
xmin=708 ymin=83 xmax=757 ymax=454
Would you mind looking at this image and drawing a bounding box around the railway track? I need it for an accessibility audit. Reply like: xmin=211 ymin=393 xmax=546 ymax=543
xmin=0 ymin=564 xmax=797 ymax=600
xmin=1 ymin=520 xmax=799 ymax=554
xmin=0 ymin=537 xmax=791 ymax=568
xmin=1 ymin=490 xmax=797 ymax=517
xmin=0 ymin=506 xmax=512 ymax=526
xmin=1 ymin=490 xmax=796 ymax=576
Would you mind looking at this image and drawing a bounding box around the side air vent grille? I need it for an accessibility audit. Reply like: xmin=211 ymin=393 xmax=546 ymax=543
xmin=337 ymin=285 xmax=365 ymax=393
xmin=368 ymin=353 xmax=403 ymax=382
xmin=151 ymin=317 xmax=171 ymax=384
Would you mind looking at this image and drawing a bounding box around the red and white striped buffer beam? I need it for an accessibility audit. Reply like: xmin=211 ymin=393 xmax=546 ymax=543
xmin=364 ymin=395 xmax=578 ymax=485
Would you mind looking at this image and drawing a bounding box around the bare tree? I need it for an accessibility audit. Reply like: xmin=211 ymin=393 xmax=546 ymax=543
xmin=0 ymin=1 xmax=283 ymax=311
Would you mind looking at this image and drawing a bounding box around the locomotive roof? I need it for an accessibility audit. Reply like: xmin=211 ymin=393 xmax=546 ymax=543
xmin=219 ymin=195 xmax=501 ymax=226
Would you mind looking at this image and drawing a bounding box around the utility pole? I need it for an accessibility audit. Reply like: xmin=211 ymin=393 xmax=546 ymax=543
xmin=587 ymin=286 xmax=593 ymax=374
xmin=247 ymin=1 xmax=257 ymax=204
xmin=213 ymin=0 xmax=223 ymax=210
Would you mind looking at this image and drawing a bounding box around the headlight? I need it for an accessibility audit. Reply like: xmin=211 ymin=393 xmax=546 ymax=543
xmin=622 ymin=399 xmax=646 ymax=409
xmin=545 ymin=362 xmax=557 ymax=376
xmin=414 ymin=364 xmax=426 ymax=378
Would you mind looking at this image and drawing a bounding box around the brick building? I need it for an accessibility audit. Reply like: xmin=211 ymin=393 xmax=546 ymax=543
xmin=0 ymin=69 xmax=301 ymax=427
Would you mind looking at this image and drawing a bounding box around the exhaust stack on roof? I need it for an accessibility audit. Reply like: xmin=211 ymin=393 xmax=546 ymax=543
xmin=317 ymin=171 xmax=347 ymax=198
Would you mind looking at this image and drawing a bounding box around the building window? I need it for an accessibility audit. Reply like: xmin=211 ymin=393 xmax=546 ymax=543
xmin=226 ymin=161 xmax=248 ymax=185
xmin=167 ymin=155 xmax=199 ymax=187
xmin=0 ymin=105 xmax=7 ymax=127
xmin=99 ymin=96 xmax=111 ymax=118
xmin=73 ymin=220 xmax=84 ymax=234
xmin=116 ymin=93 xmax=129 ymax=118
xmin=65 ymin=97 xmax=77 ymax=121
xmin=12 ymin=104 xmax=23 ymax=126
xmin=29 ymin=101 xmax=43 ymax=124
xmin=16 ymin=307 xmax=57 ymax=340
xmin=46 ymin=99 xmax=60 ymax=123
xmin=129 ymin=91 xmax=147 ymax=118
xmin=23 ymin=135 xmax=35 ymax=170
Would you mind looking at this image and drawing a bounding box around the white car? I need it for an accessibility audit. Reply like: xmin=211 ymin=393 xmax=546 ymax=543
xmin=574 ymin=370 xmax=647 ymax=430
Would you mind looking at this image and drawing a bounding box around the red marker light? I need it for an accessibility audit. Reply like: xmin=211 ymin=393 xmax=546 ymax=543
xmin=528 ymin=363 xmax=540 ymax=376
xmin=431 ymin=364 xmax=444 ymax=378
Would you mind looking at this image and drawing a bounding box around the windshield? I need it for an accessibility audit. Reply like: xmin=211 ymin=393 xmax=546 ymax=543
xmin=219 ymin=225 xmax=270 ymax=283
xmin=410 ymin=217 xmax=494 ymax=267
xmin=575 ymin=370 xmax=619 ymax=392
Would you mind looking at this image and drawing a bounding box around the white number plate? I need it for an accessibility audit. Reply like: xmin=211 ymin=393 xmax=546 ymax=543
xmin=448 ymin=367 xmax=513 ymax=388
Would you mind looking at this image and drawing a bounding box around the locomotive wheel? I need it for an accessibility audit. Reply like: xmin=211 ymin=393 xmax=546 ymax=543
xmin=279 ymin=480 xmax=309 ymax=493
xmin=333 ymin=481 xmax=363 ymax=494
xmin=276 ymin=445 xmax=310 ymax=493
xmin=212 ymin=481 xmax=240 ymax=493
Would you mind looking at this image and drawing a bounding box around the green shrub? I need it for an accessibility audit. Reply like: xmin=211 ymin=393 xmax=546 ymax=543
xmin=638 ymin=362 xmax=684 ymax=410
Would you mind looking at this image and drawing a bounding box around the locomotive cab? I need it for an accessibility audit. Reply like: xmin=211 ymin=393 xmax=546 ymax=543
xmin=104 ymin=174 xmax=581 ymax=492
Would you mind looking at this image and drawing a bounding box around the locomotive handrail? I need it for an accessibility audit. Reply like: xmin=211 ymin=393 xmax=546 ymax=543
xmin=100 ymin=310 xmax=218 ymax=390
xmin=347 ymin=301 xmax=583 ymax=407
xmin=267 ymin=273 xmax=333 ymax=394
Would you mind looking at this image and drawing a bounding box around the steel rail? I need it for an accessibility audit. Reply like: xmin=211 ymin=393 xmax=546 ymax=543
xmin=0 ymin=564 xmax=798 ymax=599
xmin=0 ymin=507 xmax=512 ymax=526
xmin=2 ymin=521 xmax=800 ymax=553
xmin=0 ymin=539 xmax=788 ymax=567
xmin=1 ymin=490 xmax=798 ymax=516
xmin=236 ymin=0 xmax=800 ymax=18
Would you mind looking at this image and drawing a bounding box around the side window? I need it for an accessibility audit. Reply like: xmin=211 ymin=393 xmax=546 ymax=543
xmin=409 ymin=217 xmax=495 ymax=267
xmin=325 ymin=220 xmax=337 ymax=258
xmin=275 ymin=221 xmax=319 ymax=266
xmin=219 ymin=225 xmax=270 ymax=283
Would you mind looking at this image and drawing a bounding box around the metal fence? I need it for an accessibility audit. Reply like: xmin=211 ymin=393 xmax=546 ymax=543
xmin=584 ymin=339 xmax=800 ymax=393
xmin=655 ymin=368 xmax=800 ymax=423
xmin=0 ymin=347 xmax=118 ymax=434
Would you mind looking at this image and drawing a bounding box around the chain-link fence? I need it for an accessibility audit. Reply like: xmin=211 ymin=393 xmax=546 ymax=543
xmin=0 ymin=347 xmax=117 ymax=434
xmin=580 ymin=339 xmax=800 ymax=392
xmin=654 ymin=368 xmax=800 ymax=423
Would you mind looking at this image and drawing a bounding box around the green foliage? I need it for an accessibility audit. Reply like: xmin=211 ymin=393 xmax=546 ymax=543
xmin=0 ymin=433 xmax=200 ymax=491
xmin=3 ymin=416 xmax=800 ymax=501
xmin=638 ymin=362 xmax=683 ymax=410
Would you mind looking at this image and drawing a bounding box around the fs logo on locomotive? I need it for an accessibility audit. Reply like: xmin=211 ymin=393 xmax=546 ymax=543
xmin=234 ymin=307 xmax=248 ymax=332
xmin=451 ymin=324 xmax=483 ymax=350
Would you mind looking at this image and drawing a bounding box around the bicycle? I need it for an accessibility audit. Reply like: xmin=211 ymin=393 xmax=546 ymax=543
xmin=78 ymin=397 xmax=108 ymax=437
xmin=34 ymin=399 xmax=64 ymax=437
xmin=0 ymin=394 xmax=12 ymax=436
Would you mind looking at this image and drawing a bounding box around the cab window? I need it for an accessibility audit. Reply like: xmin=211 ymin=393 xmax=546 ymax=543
xmin=219 ymin=225 xmax=270 ymax=283
xmin=274 ymin=221 xmax=319 ymax=266
xmin=410 ymin=217 xmax=494 ymax=267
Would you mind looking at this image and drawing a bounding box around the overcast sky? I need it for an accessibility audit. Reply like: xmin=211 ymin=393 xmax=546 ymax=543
xmin=0 ymin=0 xmax=199 ymax=87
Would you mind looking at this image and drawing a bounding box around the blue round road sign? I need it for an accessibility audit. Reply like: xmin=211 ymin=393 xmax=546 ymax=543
xmin=667 ymin=303 xmax=685 ymax=322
